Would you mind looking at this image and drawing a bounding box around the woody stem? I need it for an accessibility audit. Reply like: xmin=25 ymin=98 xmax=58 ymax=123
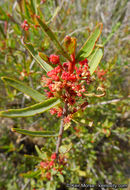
xmin=55 ymin=101 xmax=68 ymax=158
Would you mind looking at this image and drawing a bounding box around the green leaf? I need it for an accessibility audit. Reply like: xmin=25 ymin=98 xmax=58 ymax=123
xmin=24 ymin=0 xmax=30 ymax=20
xmin=36 ymin=17 xmax=71 ymax=61
xmin=0 ymin=98 xmax=61 ymax=117
xmin=0 ymin=6 xmax=8 ymax=20
xmin=21 ymin=170 xmax=41 ymax=178
xmin=30 ymin=0 xmax=37 ymax=14
xmin=59 ymin=143 xmax=72 ymax=154
xmin=24 ymin=42 xmax=53 ymax=72
xmin=12 ymin=128 xmax=58 ymax=137
xmin=64 ymin=122 xmax=71 ymax=131
xmin=57 ymin=173 xmax=64 ymax=183
xmin=24 ymin=154 xmax=42 ymax=160
xmin=35 ymin=145 xmax=45 ymax=159
xmin=88 ymin=48 xmax=103 ymax=75
xmin=76 ymin=23 xmax=103 ymax=61
xmin=0 ymin=24 xmax=6 ymax=38
xmin=2 ymin=77 xmax=45 ymax=102
xmin=77 ymin=170 xmax=86 ymax=177
xmin=47 ymin=6 xmax=60 ymax=24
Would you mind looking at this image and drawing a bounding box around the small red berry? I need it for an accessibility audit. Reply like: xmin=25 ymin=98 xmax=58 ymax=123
xmin=49 ymin=54 xmax=60 ymax=64
xmin=21 ymin=20 xmax=30 ymax=31
xmin=51 ymin=153 xmax=57 ymax=160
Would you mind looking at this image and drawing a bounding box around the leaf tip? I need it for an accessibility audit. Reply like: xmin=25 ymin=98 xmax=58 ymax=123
xmin=1 ymin=76 xmax=5 ymax=81
xmin=98 ymin=22 xmax=103 ymax=32
xmin=11 ymin=128 xmax=16 ymax=132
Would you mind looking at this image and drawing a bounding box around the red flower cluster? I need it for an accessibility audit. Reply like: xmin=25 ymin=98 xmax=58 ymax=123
xmin=95 ymin=67 xmax=107 ymax=81
xmin=49 ymin=54 xmax=60 ymax=64
xmin=21 ymin=20 xmax=30 ymax=31
xmin=50 ymin=107 xmax=63 ymax=118
xmin=40 ymin=152 xmax=67 ymax=180
xmin=41 ymin=53 xmax=91 ymax=120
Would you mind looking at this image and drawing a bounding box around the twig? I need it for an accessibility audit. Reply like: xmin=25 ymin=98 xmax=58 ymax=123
xmin=87 ymin=96 xmax=129 ymax=108
xmin=21 ymin=179 xmax=30 ymax=190
xmin=55 ymin=101 xmax=68 ymax=157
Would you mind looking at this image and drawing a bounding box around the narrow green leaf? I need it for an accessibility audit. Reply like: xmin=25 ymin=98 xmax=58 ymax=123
xmin=2 ymin=77 xmax=45 ymax=102
xmin=0 ymin=6 xmax=8 ymax=20
xmin=36 ymin=17 xmax=71 ymax=61
xmin=57 ymin=173 xmax=64 ymax=183
xmin=64 ymin=122 xmax=71 ymax=131
xmin=59 ymin=143 xmax=72 ymax=154
xmin=0 ymin=98 xmax=61 ymax=117
xmin=47 ymin=6 xmax=60 ymax=24
xmin=35 ymin=145 xmax=44 ymax=159
xmin=0 ymin=24 xmax=6 ymax=38
xmin=88 ymin=48 xmax=103 ymax=75
xmin=24 ymin=0 xmax=30 ymax=20
xmin=76 ymin=23 xmax=103 ymax=61
xmin=12 ymin=128 xmax=58 ymax=137
xmin=24 ymin=154 xmax=42 ymax=160
xmin=30 ymin=0 xmax=37 ymax=14
xmin=24 ymin=42 xmax=53 ymax=72
xmin=103 ymin=22 xmax=120 ymax=46
xmin=21 ymin=170 xmax=41 ymax=178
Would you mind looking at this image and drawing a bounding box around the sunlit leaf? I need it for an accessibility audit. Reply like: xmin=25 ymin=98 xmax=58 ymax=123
xmin=24 ymin=42 xmax=53 ymax=72
xmin=2 ymin=77 xmax=45 ymax=102
xmin=0 ymin=98 xmax=61 ymax=117
xmin=21 ymin=170 xmax=41 ymax=178
xmin=57 ymin=173 xmax=64 ymax=183
xmin=12 ymin=128 xmax=58 ymax=137
xmin=88 ymin=48 xmax=103 ymax=75
xmin=0 ymin=6 xmax=8 ymax=20
xmin=36 ymin=17 xmax=71 ymax=61
xmin=76 ymin=23 xmax=103 ymax=61
xmin=30 ymin=0 xmax=37 ymax=14
xmin=59 ymin=143 xmax=72 ymax=154
xmin=0 ymin=24 xmax=6 ymax=38
xmin=24 ymin=0 xmax=30 ymax=20
xmin=64 ymin=122 xmax=71 ymax=131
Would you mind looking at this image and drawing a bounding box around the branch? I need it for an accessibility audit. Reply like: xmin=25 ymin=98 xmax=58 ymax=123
xmin=87 ymin=96 xmax=129 ymax=108
xmin=55 ymin=101 xmax=68 ymax=158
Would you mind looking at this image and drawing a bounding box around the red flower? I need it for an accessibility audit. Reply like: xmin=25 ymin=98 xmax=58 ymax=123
xmin=46 ymin=172 xmax=51 ymax=180
xmin=64 ymin=115 xmax=72 ymax=124
xmin=50 ymin=108 xmax=57 ymax=115
xmin=46 ymin=91 xmax=54 ymax=98
xmin=61 ymin=72 xmax=76 ymax=82
xmin=68 ymin=97 xmax=75 ymax=105
xmin=51 ymin=153 xmax=57 ymax=160
xmin=48 ymin=84 xmax=55 ymax=92
xmin=49 ymin=54 xmax=60 ymax=64
xmin=79 ymin=58 xmax=88 ymax=67
xmin=21 ymin=20 xmax=29 ymax=31
xmin=49 ymin=160 xmax=54 ymax=167
xmin=96 ymin=68 xmax=107 ymax=80
xmin=40 ymin=161 xmax=49 ymax=169
xmin=57 ymin=108 xmax=63 ymax=117
xmin=54 ymin=65 xmax=61 ymax=73
xmin=63 ymin=62 xmax=69 ymax=70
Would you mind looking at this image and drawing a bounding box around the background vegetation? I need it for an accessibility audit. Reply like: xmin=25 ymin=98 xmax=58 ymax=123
xmin=0 ymin=0 xmax=129 ymax=189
